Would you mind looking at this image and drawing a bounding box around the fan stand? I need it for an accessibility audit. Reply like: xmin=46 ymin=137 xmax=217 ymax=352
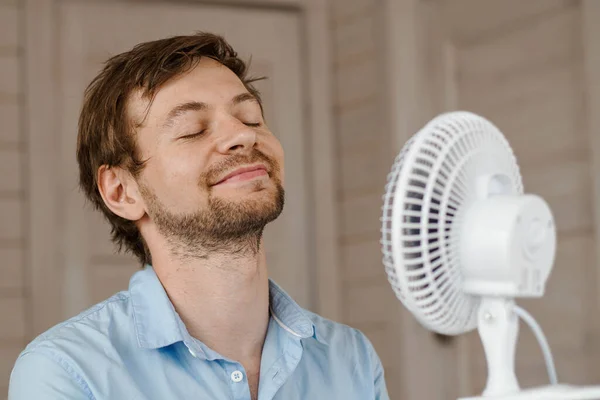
xmin=458 ymin=297 xmax=600 ymax=400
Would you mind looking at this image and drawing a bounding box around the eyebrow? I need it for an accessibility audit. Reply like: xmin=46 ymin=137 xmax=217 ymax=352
xmin=162 ymin=92 xmax=259 ymax=128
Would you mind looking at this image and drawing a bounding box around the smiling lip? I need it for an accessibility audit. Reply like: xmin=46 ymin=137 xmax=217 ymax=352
xmin=213 ymin=164 xmax=269 ymax=185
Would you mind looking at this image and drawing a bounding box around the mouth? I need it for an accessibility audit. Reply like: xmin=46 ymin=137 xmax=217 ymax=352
xmin=212 ymin=164 xmax=269 ymax=186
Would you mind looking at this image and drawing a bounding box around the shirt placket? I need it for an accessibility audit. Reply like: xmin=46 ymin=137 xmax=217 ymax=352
xmin=185 ymin=338 xmax=253 ymax=400
xmin=224 ymin=362 xmax=252 ymax=400
xmin=258 ymin=336 xmax=304 ymax=400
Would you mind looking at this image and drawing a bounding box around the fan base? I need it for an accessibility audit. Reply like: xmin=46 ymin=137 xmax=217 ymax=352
xmin=459 ymin=384 xmax=600 ymax=400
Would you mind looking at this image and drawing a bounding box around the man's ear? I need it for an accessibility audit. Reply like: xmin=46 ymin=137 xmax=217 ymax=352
xmin=97 ymin=165 xmax=146 ymax=221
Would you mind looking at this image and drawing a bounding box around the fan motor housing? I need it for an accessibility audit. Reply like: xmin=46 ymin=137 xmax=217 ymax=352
xmin=460 ymin=195 xmax=556 ymax=298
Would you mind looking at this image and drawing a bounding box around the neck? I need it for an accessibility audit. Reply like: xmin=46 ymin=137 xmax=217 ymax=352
xmin=149 ymin=234 xmax=270 ymax=363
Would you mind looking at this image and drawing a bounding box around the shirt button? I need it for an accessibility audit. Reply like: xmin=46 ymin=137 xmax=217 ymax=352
xmin=188 ymin=347 xmax=197 ymax=358
xmin=231 ymin=370 xmax=244 ymax=383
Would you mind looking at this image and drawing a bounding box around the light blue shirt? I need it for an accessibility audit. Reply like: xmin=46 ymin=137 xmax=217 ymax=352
xmin=9 ymin=266 xmax=389 ymax=399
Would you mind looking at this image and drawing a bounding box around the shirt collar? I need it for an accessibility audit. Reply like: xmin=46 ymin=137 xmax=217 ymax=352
xmin=129 ymin=265 xmax=326 ymax=350
xmin=129 ymin=266 xmax=187 ymax=349
xmin=267 ymin=279 xmax=318 ymax=341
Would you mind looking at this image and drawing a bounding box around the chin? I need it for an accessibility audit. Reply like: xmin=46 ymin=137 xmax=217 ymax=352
xmin=210 ymin=180 xmax=284 ymax=217
xmin=219 ymin=186 xmax=278 ymax=205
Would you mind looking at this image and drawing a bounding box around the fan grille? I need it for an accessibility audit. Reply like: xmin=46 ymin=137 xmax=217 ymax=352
xmin=381 ymin=112 xmax=523 ymax=335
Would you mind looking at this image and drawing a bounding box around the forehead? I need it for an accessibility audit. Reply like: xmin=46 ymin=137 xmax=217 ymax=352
xmin=127 ymin=58 xmax=249 ymax=127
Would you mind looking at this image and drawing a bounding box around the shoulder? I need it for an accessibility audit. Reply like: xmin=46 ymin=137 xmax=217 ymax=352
xmin=303 ymin=309 xmax=380 ymax=363
xmin=9 ymin=292 xmax=132 ymax=399
xmin=304 ymin=310 xmax=367 ymax=341
xmin=301 ymin=309 xmax=389 ymax=398
xmin=13 ymin=292 xmax=132 ymax=371
xmin=9 ymin=346 xmax=95 ymax=399
xmin=303 ymin=310 xmax=390 ymax=399
xmin=23 ymin=291 xmax=132 ymax=355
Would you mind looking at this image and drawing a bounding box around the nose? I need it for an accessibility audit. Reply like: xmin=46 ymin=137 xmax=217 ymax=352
xmin=215 ymin=117 xmax=257 ymax=154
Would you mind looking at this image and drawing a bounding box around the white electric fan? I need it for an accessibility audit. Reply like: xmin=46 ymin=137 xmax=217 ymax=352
xmin=380 ymin=111 xmax=600 ymax=400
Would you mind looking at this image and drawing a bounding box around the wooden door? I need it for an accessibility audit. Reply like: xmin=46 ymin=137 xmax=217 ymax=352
xmin=53 ymin=1 xmax=312 ymax=315
xmin=389 ymin=0 xmax=600 ymax=398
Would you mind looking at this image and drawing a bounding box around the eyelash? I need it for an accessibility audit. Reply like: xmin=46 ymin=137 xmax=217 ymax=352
xmin=180 ymin=130 xmax=205 ymax=140
xmin=179 ymin=122 xmax=261 ymax=140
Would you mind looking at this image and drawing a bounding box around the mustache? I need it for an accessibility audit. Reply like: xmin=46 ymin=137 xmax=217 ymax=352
xmin=203 ymin=149 xmax=279 ymax=185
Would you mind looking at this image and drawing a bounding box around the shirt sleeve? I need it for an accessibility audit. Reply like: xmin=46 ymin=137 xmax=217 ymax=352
xmin=9 ymin=350 xmax=94 ymax=400
xmin=369 ymin=341 xmax=390 ymax=400
xmin=355 ymin=329 xmax=390 ymax=400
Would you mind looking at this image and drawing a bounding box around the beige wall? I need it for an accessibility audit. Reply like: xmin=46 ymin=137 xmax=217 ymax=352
xmin=0 ymin=0 xmax=27 ymax=396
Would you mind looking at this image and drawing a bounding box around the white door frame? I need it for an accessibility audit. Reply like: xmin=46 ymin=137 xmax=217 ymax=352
xmin=24 ymin=0 xmax=340 ymax=336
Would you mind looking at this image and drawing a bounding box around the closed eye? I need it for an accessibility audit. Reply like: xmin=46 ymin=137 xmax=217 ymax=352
xmin=244 ymin=122 xmax=261 ymax=127
xmin=179 ymin=130 xmax=205 ymax=140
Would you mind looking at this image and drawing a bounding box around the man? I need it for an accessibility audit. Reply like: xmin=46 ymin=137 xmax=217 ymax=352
xmin=9 ymin=33 xmax=389 ymax=400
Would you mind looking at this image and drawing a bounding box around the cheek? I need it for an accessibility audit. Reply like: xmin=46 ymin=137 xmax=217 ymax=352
xmin=148 ymin=151 xmax=209 ymax=199
xmin=265 ymin=136 xmax=285 ymax=182
xmin=277 ymin=147 xmax=285 ymax=185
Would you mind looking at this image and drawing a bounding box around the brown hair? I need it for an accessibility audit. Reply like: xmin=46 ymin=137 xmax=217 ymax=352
xmin=76 ymin=32 xmax=264 ymax=266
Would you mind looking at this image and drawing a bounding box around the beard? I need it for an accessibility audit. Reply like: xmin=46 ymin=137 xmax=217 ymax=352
xmin=139 ymin=150 xmax=285 ymax=260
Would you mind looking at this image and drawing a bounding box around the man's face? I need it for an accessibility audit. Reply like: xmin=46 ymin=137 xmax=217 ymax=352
xmin=128 ymin=58 xmax=285 ymax=253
